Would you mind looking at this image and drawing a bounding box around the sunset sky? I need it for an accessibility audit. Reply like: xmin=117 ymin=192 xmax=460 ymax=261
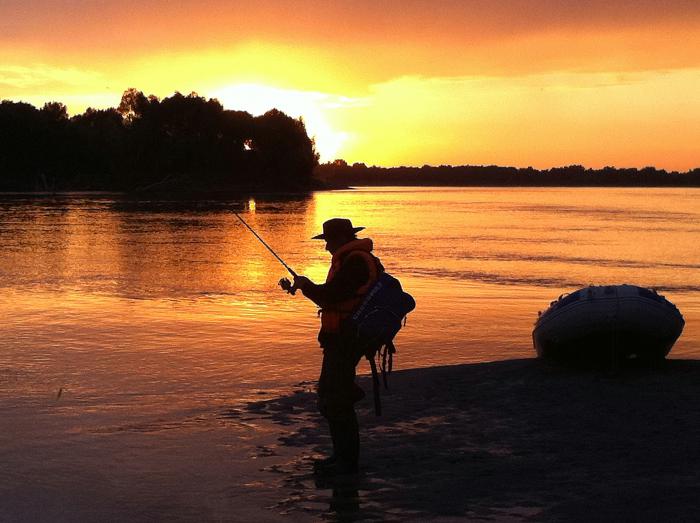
xmin=1 ymin=0 xmax=699 ymax=169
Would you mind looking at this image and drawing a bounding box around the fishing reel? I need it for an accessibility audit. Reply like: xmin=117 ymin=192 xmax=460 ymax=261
xmin=279 ymin=277 xmax=297 ymax=295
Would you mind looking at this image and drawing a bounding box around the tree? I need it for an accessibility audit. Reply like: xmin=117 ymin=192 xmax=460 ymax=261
xmin=249 ymin=109 xmax=319 ymax=189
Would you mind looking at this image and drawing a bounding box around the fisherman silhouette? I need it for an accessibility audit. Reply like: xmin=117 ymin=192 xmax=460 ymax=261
xmin=280 ymin=218 xmax=384 ymax=475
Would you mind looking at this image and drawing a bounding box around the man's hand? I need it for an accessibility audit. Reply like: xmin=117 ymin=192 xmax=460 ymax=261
xmin=279 ymin=277 xmax=296 ymax=295
xmin=293 ymin=275 xmax=311 ymax=293
xmin=279 ymin=275 xmax=312 ymax=295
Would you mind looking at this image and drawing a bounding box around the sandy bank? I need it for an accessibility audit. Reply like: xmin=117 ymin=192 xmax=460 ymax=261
xmin=240 ymin=358 xmax=700 ymax=521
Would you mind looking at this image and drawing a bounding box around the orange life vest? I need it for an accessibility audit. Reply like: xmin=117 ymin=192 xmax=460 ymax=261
xmin=320 ymin=238 xmax=380 ymax=334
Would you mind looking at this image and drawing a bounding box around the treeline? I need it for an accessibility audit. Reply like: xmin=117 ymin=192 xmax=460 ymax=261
xmin=0 ymin=89 xmax=319 ymax=193
xmin=316 ymin=161 xmax=700 ymax=187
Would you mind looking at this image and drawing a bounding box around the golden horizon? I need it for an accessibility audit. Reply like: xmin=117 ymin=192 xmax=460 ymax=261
xmin=1 ymin=1 xmax=699 ymax=170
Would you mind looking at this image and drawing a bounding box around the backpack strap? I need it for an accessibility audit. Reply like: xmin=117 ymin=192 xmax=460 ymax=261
xmin=366 ymin=340 xmax=398 ymax=417
xmin=367 ymin=354 xmax=382 ymax=416
xmin=379 ymin=340 xmax=396 ymax=389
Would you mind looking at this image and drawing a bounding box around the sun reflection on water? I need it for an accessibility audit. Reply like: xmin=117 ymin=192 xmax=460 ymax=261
xmin=1 ymin=188 xmax=699 ymax=406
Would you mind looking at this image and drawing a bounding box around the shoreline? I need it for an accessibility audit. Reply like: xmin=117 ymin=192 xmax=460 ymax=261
xmin=2 ymin=184 xmax=700 ymax=200
xmin=236 ymin=358 xmax=700 ymax=521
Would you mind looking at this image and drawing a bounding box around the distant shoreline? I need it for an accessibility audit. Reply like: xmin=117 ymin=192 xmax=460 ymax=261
xmin=315 ymin=162 xmax=700 ymax=188
xmin=2 ymin=183 xmax=700 ymax=199
xmin=3 ymin=161 xmax=700 ymax=197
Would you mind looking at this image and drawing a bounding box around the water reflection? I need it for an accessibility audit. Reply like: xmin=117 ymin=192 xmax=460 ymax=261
xmin=0 ymin=195 xmax=316 ymax=299
xmin=2 ymin=188 xmax=699 ymax=373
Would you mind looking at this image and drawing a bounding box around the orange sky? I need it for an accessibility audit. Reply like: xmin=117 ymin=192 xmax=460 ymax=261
xmin=1 ymin=0 xmax=699 ymax=169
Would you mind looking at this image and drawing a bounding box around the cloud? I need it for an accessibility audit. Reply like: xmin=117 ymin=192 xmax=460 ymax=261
xmin=2 ymin=1 xmax=698 ymax=84
xmin=0 ymin=64 xmax=101 ymax=90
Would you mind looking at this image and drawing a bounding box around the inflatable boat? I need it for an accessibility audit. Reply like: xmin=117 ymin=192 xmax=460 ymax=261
xmin=533 ymin=285 xmax=684 ymax=365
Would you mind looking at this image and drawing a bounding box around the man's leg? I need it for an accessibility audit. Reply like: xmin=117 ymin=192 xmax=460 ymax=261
xmin=327 ymin=410 xmax=359 ymax=473
xmin=316 ymin=342 xmax=360 ymax=474
xmin=317 ymin=348 xmax=338 ymax=465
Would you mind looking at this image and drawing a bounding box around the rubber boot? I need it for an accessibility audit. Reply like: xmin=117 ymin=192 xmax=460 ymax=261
xmin=314 ymin=418 xmax=339 ymax=471
xmin=317 ymin=415 xmax=359 ymax=475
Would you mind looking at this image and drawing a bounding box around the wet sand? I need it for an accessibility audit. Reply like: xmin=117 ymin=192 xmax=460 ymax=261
xmin=240 ymin=358 xmax=700 ymax=521
xmin=3 ymin=358 xmax=699 ymax=522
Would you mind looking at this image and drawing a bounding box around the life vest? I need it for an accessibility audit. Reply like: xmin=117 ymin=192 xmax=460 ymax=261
xmin=320 ymin=238 xmax=380 ymax=334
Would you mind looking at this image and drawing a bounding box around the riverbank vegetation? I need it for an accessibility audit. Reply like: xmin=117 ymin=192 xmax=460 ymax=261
xmin=0 ymin=89 xmax=319 ymax=194
xmin=2 ymin=90 xmax=698 ymax=193
xmin=316 ymin=160 xmax=700 ymax=187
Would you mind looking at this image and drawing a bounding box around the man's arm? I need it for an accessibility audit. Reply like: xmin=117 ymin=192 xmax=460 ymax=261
xmin=297 ymin=255 xmax=370 ymax=308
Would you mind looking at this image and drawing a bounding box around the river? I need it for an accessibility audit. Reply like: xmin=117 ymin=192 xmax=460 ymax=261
xmin=1 ymin=187 xmax=698 ymax=519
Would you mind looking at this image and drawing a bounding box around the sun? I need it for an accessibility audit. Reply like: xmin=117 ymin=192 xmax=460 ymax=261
xmin=209 ymin=83 xmax=348 ymax=162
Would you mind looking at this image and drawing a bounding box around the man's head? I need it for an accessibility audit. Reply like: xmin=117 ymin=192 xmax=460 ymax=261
xmin=312 ymin=218 xmax=365 ymax=254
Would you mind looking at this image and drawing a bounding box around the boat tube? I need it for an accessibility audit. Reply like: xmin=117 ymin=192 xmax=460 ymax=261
xmin=533 ymin=285 xmax=685 ymax=365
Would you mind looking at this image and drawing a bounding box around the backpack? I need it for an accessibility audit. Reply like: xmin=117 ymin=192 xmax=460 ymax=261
xmin=348 ymin=271 xmax=416 ymax=415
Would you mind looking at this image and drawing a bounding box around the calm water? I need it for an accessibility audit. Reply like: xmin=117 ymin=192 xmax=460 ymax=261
xmin=1 ymin=187 xmax=699 ymax=519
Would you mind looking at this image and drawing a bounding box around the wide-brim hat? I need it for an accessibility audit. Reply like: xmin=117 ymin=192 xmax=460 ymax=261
xmin=312 ymin=218 xmax=365 ymax=240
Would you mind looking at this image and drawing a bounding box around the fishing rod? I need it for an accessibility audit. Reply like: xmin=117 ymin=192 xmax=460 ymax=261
xmin=233 ymin=212 xmax=298 ymax=278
